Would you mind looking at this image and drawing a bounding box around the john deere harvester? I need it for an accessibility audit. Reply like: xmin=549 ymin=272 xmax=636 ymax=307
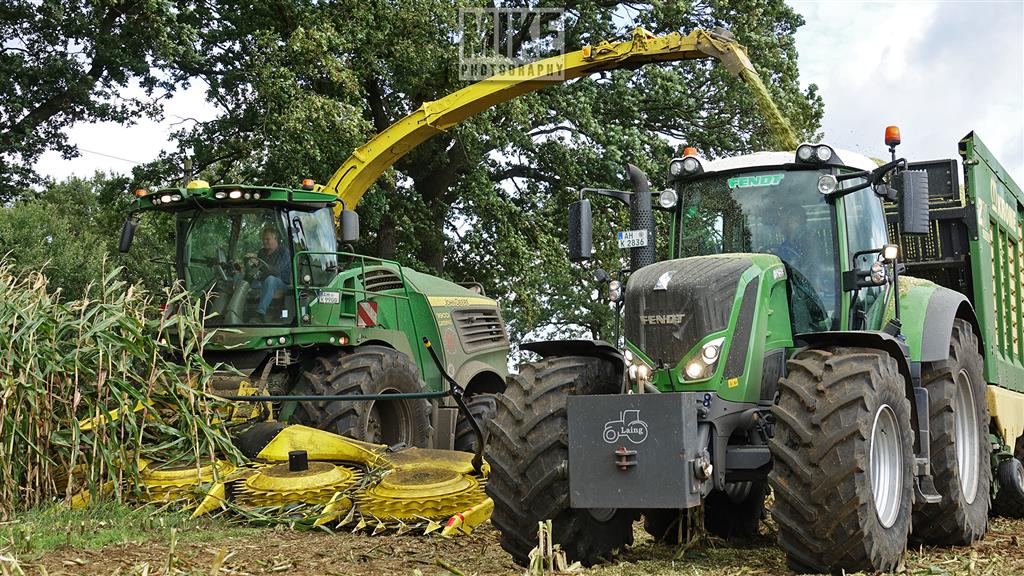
xmin=486 ymin=130 xmax=1024 ymax=573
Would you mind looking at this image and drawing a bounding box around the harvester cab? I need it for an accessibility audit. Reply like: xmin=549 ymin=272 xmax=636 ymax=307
xmin=486 ymin=129 xmax=1022 ymax=574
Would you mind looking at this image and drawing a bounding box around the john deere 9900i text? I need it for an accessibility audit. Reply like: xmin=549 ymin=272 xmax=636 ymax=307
xmin=486 ymin=130 xmax=1024 ymax=573
xmin=120 ymin=181 xmax=509 ymax=453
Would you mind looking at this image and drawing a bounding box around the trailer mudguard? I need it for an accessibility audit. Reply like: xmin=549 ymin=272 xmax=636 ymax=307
xmin=520 ymin=339 xmax=627 ymax=385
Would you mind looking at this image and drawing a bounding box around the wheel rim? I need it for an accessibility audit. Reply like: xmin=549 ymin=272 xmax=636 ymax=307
xmin=954 ymin=368 xmax=980 ymax=504
xmin=723 ymin=481 xmax=752 ymax=504
xmin=366 ymin=388 xmax=410 ymax=446
xmin=870 ymin=404 xmax=903 ymax=528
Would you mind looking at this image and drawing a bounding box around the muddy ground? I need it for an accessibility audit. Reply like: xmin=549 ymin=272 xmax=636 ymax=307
xmin=9 ymin=515 xmax=1024 ymax=576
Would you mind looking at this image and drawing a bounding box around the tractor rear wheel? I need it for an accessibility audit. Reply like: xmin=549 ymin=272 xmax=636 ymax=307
xmin=486 ymin=356 xmax=634 ymax=567
xmin=453 ymin=393 xmax=496 ymax=453
xmin=292 ymin=346 xmax=433 ymax=447
xmin=769 ymin=347 xmax=913 ymax=574
xmin=912 ymin=319 xmax=990 ymax=545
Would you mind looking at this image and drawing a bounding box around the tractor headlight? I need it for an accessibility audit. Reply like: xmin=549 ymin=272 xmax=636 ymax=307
xmin=608 ymin=280 xmax=622 ymax=302
xmin=625 ymin=350 xmax=654 ymax=384
xmin=682 ymin=337 xmax=726 ymax=381
xmin=817 ymin=174 xmax=838 ymax=195
xmin=658 ymin=188 xmax=678 ymax=209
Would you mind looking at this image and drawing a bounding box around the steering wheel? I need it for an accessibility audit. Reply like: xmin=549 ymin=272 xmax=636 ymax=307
xmin=786 ymin=265 xmax=830 ymax=329
xmin=241 ymin=254 xmax=271 ymax=282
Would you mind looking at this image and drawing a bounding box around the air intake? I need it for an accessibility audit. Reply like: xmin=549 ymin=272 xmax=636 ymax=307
xmin=452 ymin=308 xmax=508 ymax=352
xmin=360 ymin=268 xmax=404 ymax=293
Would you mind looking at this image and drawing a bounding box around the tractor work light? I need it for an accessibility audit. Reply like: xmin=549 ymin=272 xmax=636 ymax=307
xmin=682 ymin=156 xmax=702 ymax=174
xmin=669 ymin=159 xmax=685 ymax=177
xmin=796 ymin=144 xmax=815 ymax=162
xmin=796 ymin=144 xmax=836 ymax=164
xmin=608 ymin=280 xmax=622 ymax=302
xmin=659 ymin=188 xmax=678 ymax=209
xmin=882 ymin=244 xmax=900 ymax=261
xmin=160 ymin=194 xmax=174 ymax=203
xmin=815 ymin=145 xmax=834 ymax=162
xmin=817 ymin=174 xmax=838 ymax=195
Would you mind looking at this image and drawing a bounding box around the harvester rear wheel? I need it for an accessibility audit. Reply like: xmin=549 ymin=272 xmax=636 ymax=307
xmin=453 ymin=393 xmax=496 ymax=453
xmin=292 ymin=346 xmax=433 ymax=447
xmin=912 ymin=319 xmax=990 ymax=545
xmin=769 ymin=347 xmax=913 ymax=574
xmin=993 ymin=456 xmax=1024 ymax=518
xmin=486 ymin=356 xmax=634 ymax=567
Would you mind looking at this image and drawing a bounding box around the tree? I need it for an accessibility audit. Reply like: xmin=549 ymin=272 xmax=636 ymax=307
xmin=141 ymin=0 xmax=823 ymax=343
xmin=0 ymin=0 xmax=195 ymax=199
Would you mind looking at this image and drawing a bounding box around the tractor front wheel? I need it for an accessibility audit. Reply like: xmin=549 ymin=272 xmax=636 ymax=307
xmin=485 ymin=356 xmax=634 ymax=567
xmin=292 ymin=346 xmax=433 ymax=447
xmin=769 ymin=347 xmax=913 ymax=574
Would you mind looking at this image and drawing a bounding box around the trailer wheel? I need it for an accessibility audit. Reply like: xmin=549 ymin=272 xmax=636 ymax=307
xmin=292 ymin=346 xmax=433 ymax=447
xmin=769 ymin=347 xmax=913 ymax=574
xmin=993 ymin=457 xmax=1024 ymax=518
xmin=486 ymin=357 xmax=634 ymax=567
xmin=912 ymin=319 xmax=990 ymax=545
xmin=453 ymin=393 xmax=496 ymax=453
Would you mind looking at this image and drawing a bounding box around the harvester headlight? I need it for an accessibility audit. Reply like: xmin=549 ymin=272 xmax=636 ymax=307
xmin=253 ymin=192 xmax=261 ymax=200
xmin=869 ymin=261 xmax=888 ymax=285
xmin=796 ymin=144 xmax=815 ymax=162
xmin=658 ymin=188 xmax=678 ymax=209
xmin=160 ymin=194 xmax=173 ymax=203
xmin=669 ymin=159 xmax=685 ymax=177
xmin=214 ymin=191 xmax=227 ymax=199
xmin=171 ymin=194 xmax=182 ymax=202
xmin=685 ymin=361 xmax=704 ymax=380
xmin=815 ymin=145 xmax=834 ymax=162
xmin=817 ymin=174 xmax=838 ymax=195
xmin=624 ymin=349 xmax=634 ymax=363
xmin=682 ymin=157 xmax=701 ymax=174
xmin=152 ymin=197 xmax=161 ymax=205
xmin=244 ymin=192 xmax=252 ymax=199
xmin=229 ymin=190 xmax=243 ymax=199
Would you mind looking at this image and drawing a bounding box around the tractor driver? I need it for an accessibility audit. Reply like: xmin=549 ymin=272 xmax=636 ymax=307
xmin=244 ymin=225 xmax=292 ymax=322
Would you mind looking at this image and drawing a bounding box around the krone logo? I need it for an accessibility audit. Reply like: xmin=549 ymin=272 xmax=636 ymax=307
xmin=641 ymin=314 xmax=684 ymax=325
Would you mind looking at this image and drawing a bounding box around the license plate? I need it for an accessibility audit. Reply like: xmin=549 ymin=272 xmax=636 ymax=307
xmin=617 ymin=229 xmax=648 ymax=249
xmin=318 ymin=291 xmax=340 ymax=304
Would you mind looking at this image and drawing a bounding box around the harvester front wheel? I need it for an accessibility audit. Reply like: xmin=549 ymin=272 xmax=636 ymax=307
xmin=769 ymin=347 xmax=913 ymax=574
xmin=453 ymin=393 xmax=496 ymax=453
xmin=486 ymin=356 xmax=634 ymax=567
xmin=912 ymin=319 xmax=990 ymax=545
xmin=292 ymin=346 xmax=433 ymax=447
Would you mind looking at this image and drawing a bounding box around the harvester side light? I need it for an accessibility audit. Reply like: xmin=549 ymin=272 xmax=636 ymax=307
xmin=338 ymin=335 xmax=349 ymax=345
xmin=244 ymin=192 xmax=252 ymax=199
xmin=624 ymin=349 xmax=634 ymax=363
xmin=658 ymin=188 xmax=678 ymax=209
xmin=228 ymin=190 xmax=243 ymax=199
xmin=214 ymin=191 xmax=227 ymax=199
xmin=817 ymin=174 xmax=838 ymax=195
xmin=266 ymin=338 xmax=274 ymax=345
xmin=134 ymin=188 xmax=148 ymax=197
xmin=885 ymin=126 xmax=902 ymax=147
xmin=682 ymin=146 xmax=698 ymax=157
xmin=796 ymin=144 xmax=815 ymax=162
xmin=170 ymin=194 xmax=182 ymax=202
xmin=882 ymin=244 xmax=899 ymax=261
xmin=278 ymin=336 xmax=286 ymax=344
xmin=160 ymin=194 xmax=173 ymax=203
xmin=253 ymin=192 xmax=261 ymax=200
xmin=301 ymin=178 xmax=315 ymax=190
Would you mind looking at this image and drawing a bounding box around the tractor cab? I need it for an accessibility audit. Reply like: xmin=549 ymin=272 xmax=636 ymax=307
xmin=120 ymin=180 xmax=348 ymax=327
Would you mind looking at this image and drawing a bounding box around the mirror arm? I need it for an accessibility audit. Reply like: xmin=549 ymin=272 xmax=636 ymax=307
xmin=581 ymin=187 xmax=632 ymax=207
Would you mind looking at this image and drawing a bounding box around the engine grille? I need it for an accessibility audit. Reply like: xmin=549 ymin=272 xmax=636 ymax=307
xmin=452 ymin=307 xmax=508 ymax=352
xmin=360 ymin=268 xmax=404 ymax=292
xmin=624 ymin=257 xmax=751 ymax=364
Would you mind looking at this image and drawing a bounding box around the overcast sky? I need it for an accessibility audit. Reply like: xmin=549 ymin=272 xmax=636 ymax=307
xmin=35 ymin=1 xmax=1024 ymax=187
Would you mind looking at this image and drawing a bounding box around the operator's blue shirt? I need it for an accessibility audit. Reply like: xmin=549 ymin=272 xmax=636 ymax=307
xmin=259 ymin=247 xmax=292 ymax=285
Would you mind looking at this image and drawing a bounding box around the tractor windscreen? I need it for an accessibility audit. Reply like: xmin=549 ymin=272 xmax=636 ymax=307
xmin=177 ymin=208 xmax=295 ymax=326
xmin=676 ymin=168 xmax=837 ymax=333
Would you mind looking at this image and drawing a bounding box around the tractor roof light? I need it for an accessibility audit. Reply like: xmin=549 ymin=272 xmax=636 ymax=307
xmin=885 ymin=126 xmax=902 ymax=147
xmin=669 ymin=158 xmax=685 ymax=178
xmin=681 ymin=156 xmax=702 ymax=175
xmin=796 ymin=144 xmax=815 ymax=162
xmin=815 ymin=145 xmax=834 ymax=162
xmin=796 ymin=143 xmax=836 ymax=164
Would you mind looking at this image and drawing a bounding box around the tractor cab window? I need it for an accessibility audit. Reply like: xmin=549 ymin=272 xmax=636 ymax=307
xmin=178 ymin=208 xmax=294 ymax=326
xmin=676 ymin=169 xmax=837 ymax=334
xmin=288 ymin=207 xmax=339 ymax=287
xmin=844 ymin=184 xmax=890 ymax=329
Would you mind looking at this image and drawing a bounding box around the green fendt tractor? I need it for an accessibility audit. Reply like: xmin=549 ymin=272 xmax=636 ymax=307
xmin=119 ymin=180 xmax=508 ymax=453
xmin=486 ymin=130 xmax=1024 ymax=573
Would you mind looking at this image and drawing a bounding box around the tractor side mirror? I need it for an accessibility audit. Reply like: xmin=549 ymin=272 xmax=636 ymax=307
xmin=900 ymin=169 xmax=930 ymax=235
xmin=568 ymin=199 xmax=593 ymax=262
xmin=119 ymin=218 xmax=139 ymax=253
xmin=340 ymin=210 xmax=360 ymax=243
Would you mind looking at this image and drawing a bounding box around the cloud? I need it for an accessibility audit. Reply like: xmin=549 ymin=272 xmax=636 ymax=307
xmin=789 ymin=1 xmax=1023 ymax=184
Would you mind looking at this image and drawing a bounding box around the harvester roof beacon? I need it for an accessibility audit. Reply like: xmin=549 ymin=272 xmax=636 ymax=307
xmin=487 ymin=125 xmax=1024 ymax=574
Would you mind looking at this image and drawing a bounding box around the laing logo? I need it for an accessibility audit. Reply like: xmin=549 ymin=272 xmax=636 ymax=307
xmin=640 ymin=314 xmax=684 ymax=325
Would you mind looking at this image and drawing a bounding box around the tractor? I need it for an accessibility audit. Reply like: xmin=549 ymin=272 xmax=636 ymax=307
xmin=485 ymin=130 xmax=1024 ymax=573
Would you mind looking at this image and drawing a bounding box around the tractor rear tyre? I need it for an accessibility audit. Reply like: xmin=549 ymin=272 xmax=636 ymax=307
xmin=912 ymin=319 xmax=990 ymax=545
xmin=769 ymin=347 xmax=913 ymax=574
xmin=292 ymin=346 xmax=433 ymax=447
xmin=993 ymin=456 xmax=1024 ymax=518
xmin=486 ymin=356 xmax=634 ymax=567
xmin=453 ymin=393 xmax=496 ymax=454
